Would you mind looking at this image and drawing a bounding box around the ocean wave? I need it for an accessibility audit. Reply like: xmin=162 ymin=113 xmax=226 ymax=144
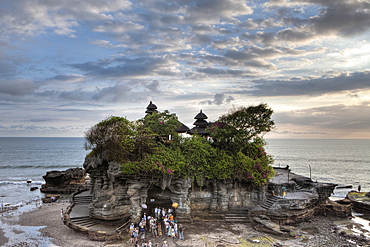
xmin=0 ymin=165 xmax=82 ymax=169
xmin=0 ymin=180 xmax=44 ymax=185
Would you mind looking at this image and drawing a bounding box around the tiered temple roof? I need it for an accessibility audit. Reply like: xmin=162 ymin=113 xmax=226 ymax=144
xmin=145 ymin=101 xmax=158 ymax=114
xmin=187 ymin=110 xmax=211 ymax=136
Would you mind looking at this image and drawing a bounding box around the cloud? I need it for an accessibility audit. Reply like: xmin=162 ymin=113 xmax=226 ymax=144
xmin=185 ymin=0 xmax=253 ymax=23
xmin=0 ymin=79 xmax=39 ymax=96
xmin=308 ymin=0 xmax=370 ymax=36
xmin=248 ymin=71 xmax=370 ymax=97
xmin=70 ymin=55 xmax=181 ymax=78
xmin=0 ymin=0 xmax=132 ymax=38
xmin=274 ymin=102 xmax=370 ymax=131
xmin=200 ymin=93 xmax=235 ymax=105
xmin=196 ymin=67 xmax=255 ymax=78
xmin=93 ymin=20 xmax=144 ymax=33
xmin=259 ymin=0 xmax=370 ymax=45
xmin=271 ymin=130 xmax=327 ymax=136
xmin=48 ymin=74 xmax=85 ymax=83
xmin=1 ymin=0 xmax=370 ymax=138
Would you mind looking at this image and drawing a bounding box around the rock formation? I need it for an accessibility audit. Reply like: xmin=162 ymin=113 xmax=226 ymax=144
xmin=83 ymin=153 xmax=267 ymax=222
xmin=41 ymin=168 xmax=88 ymax=194
xmin=82 ymin=155 xmax=343 ymax=224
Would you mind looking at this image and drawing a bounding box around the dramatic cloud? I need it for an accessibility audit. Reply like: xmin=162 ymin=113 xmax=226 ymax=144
xmin=248 ymin=71 xmax=370 ymax=97
xmin=0 ymin=0 xmax=369 ymax=138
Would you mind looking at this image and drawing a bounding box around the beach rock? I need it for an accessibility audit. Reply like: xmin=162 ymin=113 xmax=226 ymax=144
xmin=41 ymin=168 xmax=88 ymax=194
xmin=252 ymin=216 xmax=285 ymax=235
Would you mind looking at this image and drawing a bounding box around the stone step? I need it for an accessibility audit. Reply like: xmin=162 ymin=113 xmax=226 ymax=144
xmin=224 ymin=215 xmax=248 ymax=222
xmin=73 ymin=196 xmax=93 ymax=199
xmin=70 ymin=216 xmax=99 ymax=227
xmin=73 ymin=196 xmax=93 ymax=204
xmin=73 ymin=201 xmax=92 ymax=204
xmin=224 ymin=208 xmax=248 ymax=222
xmin=261 ymin=196 xmax=280 ymax=210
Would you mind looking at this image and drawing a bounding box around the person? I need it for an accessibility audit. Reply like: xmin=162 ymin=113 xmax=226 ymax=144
xmin=152 ymin=222 xmax=158 ymax=238
xmin=169 ymin=214 xmax=174 ymax=222
xmin=132 ymin=228 xmax=139 ymax=243
xmin=173 ymin=222 xmax=178 ymax=238
xmin=157 ymin=222 xmax=162 ymax=236
xmin=147 ymin=240 xmax=153 ymax=247
xmin=134 ymin=241 xmax=139 ymax=247
xmin=154 ymin=207 xmax=159 ymax=219
xmin=281 ymin=186 xmax=286 ymax=198
xmin=358 ymin=185 xmax=362 ymax=192
xmin=178 ymin=224 xmax=185 ymax=240
xmin=35 ymin=196 xmax=39 ymax=207
xmin=162 ymin=240 xmax=168 ymax=247
xmin=60 ymin=208 xmax=64 ymax=221
xmin=170 ymin=226 xmax=176 ymax=238
xmin=140 ymin=225 xmax=146 ymax=241
xmin=129 ymin=223 xmax=135 ymax=243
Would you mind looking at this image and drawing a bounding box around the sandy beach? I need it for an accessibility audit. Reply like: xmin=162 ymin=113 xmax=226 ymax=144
xmin=1 ymin=200 xmax=369 ymax=247
xmin=0 ymin=201 xmax=100 ymax=247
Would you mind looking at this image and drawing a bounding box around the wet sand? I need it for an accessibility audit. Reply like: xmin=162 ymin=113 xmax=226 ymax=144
xmin=0 ymin=201 xmax=369 ymax=247
xmin=0 ymin=202 xmax=100 ymax=247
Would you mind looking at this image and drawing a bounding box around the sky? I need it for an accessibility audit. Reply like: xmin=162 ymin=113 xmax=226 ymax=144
xmin=1 ymin=0 xmax=370 ymax=139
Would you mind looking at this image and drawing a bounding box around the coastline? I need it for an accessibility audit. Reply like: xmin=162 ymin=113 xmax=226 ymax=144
xmin=0 ymin=201 xmax=99 ymax=247
xmin=1 ymin=200 xmax=369 ymax=246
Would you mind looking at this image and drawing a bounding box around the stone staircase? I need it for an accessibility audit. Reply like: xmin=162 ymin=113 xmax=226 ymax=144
xmin=261 ymin=196 xmax=279 ymax=210
xmin=224 ymin=207 xmax=248 ymax=222
xmin=70 ymin=216 xmax=100 ymax=228
xmin=68 ymin=191 xmax=96 ymax=228
xmin=295 ymin=184 xmax=303 ymax=190
xmin=72 ymin=193 xmax=93 ymax=205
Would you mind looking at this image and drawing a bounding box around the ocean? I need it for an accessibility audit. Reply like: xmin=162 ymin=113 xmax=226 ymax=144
xmin=266 ymin=139 xmax=370 ymax=198
xmin=0 ymin=137 xmax=369 ymax=206
xmin=0 ymin=137 xmax=88 ymax=206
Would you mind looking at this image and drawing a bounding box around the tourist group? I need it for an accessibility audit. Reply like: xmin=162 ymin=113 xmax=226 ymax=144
xmin=129 ymin=207 xmax=185 ymax=246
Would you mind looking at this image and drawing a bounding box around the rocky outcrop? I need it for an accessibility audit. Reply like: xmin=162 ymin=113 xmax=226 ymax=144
xmin=41 ymin=168 xmax=88 ymax=194
xmin=83 ymin=153 xmax=266 ymax=222
xmin=82 ymin=155 xmax=337 ymax=224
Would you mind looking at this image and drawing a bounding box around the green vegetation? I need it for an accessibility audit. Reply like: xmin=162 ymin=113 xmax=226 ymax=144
xmin=84 ymin=104 xmax=276 ymax=186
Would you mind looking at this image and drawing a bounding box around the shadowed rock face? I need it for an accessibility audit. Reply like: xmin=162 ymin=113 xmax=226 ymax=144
xmin=41 ymin=168 xmax=87 ymax=194
xmin=83 ymin=153 xmax=267 ymax=222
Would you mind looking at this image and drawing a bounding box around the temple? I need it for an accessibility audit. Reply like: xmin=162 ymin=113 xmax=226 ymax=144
xmin=63 ymin=101 xmax=350 ymax=240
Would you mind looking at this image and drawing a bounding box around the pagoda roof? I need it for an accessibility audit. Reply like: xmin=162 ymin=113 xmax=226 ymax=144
xmin=145 ymin=101 xmax=158 ymax=114
xmin=194 ymin=110 xmax=208 ymax=120
xmin=175 ymin=123 xmax=190 ymax=133
xmin=193 ymin=119 xmax=208 ymax=127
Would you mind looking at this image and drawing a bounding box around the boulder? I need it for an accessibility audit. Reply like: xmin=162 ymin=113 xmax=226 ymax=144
xmin=41 ymin=168 xmax=88 ymax=194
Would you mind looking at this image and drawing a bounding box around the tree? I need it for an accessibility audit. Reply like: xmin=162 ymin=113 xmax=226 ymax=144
xmin=132 ymin=110 xmax=183 ymax=159
xmin=180 ymin=135 xmax=217 ymax=184
xmin=85 ymin=105 xmax=276 ymax=186
xmin=209 ymin=103 xmax=275 ymax=154
xmin=84 ymin=116 xmax=136 ymax=163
